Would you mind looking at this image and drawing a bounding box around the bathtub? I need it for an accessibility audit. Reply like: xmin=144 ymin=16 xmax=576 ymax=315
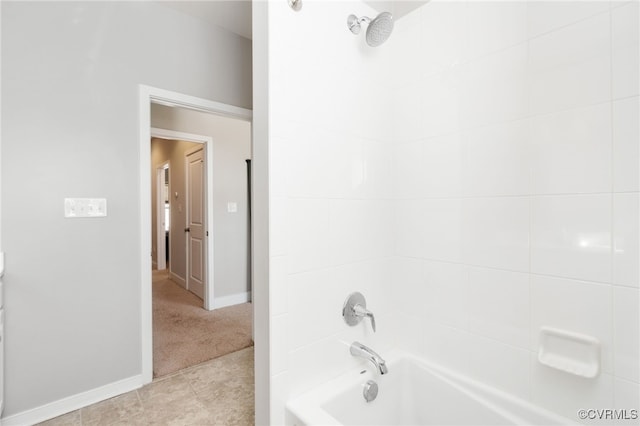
xmin=286 ymin=351 xmax=577 ymax=426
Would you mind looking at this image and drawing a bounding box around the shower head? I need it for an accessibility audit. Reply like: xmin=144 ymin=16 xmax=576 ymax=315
xmin=347 ymin=12 xmax=394 ymax=47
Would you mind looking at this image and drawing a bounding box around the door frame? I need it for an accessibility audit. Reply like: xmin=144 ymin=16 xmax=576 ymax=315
xmin=155 ymin=161 xmax=170 ymax=271
xmin=139 ymin=85 xmax=252 ymax=384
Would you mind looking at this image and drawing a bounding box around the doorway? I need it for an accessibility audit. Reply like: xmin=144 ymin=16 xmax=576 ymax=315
xmin=140 ymin=86 xmax=253 ymax=384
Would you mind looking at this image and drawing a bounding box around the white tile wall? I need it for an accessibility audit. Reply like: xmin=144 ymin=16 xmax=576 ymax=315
xmin=463 ymin=119 xmax=530 ymax=197
xmin=613 ymin=97 xmax=640 ymax=192
xmin=467 ymin=267 xmax=530 ymax=349
xmin=613 ymin=287 xmax=639 ymax=383
xmin=613 ymin=193 xmax=639 ymax=287
xmin=529 ymin=12 xmax=611 ymax=115
xmin=530 ymin=102 xmax=612 ymax=194
xmin=463 ymin=197 xmax=530 ymax=272
xmin=611 ymin=2 xmax=639 ymax=99
xmin=267 ymin=0 xmax=638 ymax=423
xmin=531 ymin=195 xmax=612 ymax=283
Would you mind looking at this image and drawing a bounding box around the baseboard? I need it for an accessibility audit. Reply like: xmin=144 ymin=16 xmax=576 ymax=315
xmin=213 ymin=291 xmax=251 ymax=309
xmin=169 ymin=271 xmax=186 ymax=289
xmin=1 ymin=374 xmax=144 ymax=426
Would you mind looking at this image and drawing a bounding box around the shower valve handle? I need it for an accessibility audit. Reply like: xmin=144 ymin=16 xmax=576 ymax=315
xmin=353 ymin=304 xmax=376 ymax=332
xmin=342 ymin=292 xmax=377 ymax=333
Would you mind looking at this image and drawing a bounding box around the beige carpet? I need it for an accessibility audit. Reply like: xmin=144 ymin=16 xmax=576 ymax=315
xmin=152 ymin=270 xmax=253 ymax=378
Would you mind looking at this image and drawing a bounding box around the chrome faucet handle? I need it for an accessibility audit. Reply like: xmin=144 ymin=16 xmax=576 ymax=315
xmin=343 ymin=292 xmax=376 ymax=333
xmin=353 ymin=304 xmax=376 ymax=332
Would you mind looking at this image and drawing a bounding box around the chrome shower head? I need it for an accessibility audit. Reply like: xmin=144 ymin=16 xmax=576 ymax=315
xmin=347 ymin=12 xmax=394 ymax=47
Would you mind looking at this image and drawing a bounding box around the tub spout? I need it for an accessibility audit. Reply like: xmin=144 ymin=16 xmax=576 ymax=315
xmin=350 ymin=341 xmax=388 ymax=375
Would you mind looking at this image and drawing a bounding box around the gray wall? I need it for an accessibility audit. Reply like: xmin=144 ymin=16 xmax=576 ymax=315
xmin=1 ymin=1 xmax=251 ymax=417
xmin=151 ymin=105 xmax=252 ymax=299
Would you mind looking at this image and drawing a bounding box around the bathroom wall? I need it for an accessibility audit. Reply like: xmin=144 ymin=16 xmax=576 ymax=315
xmin=391 ymin=0 xmax=639 ymax=422
xmin=265 ymin=1 xmax=397 ymax=423
xmin=265 ymin=0 xmax=638 ymax=424
xmin=1 ymin=1 xmax=251 ymax=420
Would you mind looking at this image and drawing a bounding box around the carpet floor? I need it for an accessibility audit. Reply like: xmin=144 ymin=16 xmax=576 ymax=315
xmin=152 ymin=270 xmax=253 ymax=378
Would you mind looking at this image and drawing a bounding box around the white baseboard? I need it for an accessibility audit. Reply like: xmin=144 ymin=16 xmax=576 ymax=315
xmin=1 ymin=375 xmax=143 ymax=426
xmin=213 ymin=291 xmax=251 ymax=309
xmin=169 ymin=271 xmax=186 ymax=289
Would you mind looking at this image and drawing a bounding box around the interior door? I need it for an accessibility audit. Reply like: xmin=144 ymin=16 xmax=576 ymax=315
xmin=186 ymin=147 xmax=205 ymax=300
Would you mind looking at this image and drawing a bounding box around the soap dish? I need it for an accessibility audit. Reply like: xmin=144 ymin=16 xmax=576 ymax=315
xmin=537 ymin=327 xmax=600 ymax=378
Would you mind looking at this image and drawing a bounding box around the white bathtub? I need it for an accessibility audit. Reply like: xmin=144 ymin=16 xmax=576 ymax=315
xmin=286 ymin=352 xmax=577 ymax=426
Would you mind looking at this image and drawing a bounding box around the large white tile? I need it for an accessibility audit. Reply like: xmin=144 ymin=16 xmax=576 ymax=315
xmin=614 ymin=193 xmax=639 ymax=288
xmin=529 ymin=13 xmax=611 ymax=115
xmin=463 ymin=119 xmax=531 ymax=197
xmin=423 ymin=261 xmax=468 ymax=329
xmin=531 ymin=353 xmax=614 ymax=424
xmin=613 ymin=97 xmax=640 ymax=192
xmin=423 ymin=323 xmax=530 ymax=400
xmin=531 ymin=195 xmax=612 ymax=283
xmin=392 ymin=257 xmax=426 ymax=316
xmin=395 ymin=199 xmax=426 ymax=258
xmin=527 ymin=1 xmax=610 ymax=38
xmin=287 ymin=268 xmax=343 ymax=350
xmin=420 ymin=0 xmax=469 ymax=77
xmin=463 ymin=197 xmax=529 ymax=272
xmin=612 ymin=2 xmax=639 ymax=99
xmin=529 ymin=11 xmax=610 ymax=74
xmin=530 ymin=103 xmax=612 ymax=195
xmin=460 ymin=44 xmax=529 ymax=129
xmin=529 ymin=56 xmax=611 ymax=116
xmin=613 ymin=286 xmax=639 ymax=383
xmin=270 ymin=255 xmax=288 ymax=316
xmin=422 ymin=321 xmax=473 ymax=375
xmin=421 ymin=133 xmax=464 ymax=197
xmin=271 ymin=314 xmax=288 ymax=376
xmin=361 ymin=140 xmax=393 ymax=199
xmin=285 ymin=127 xmax=364 ymax=199
xmin=393 ymin=141 xmax=424 ymax=199
xmin=390 ymin=9 xmax=422 ymax=89
xmin=423 ymin=198 xmax=463 ymax=263
xmin=467 ymin=267 xmax=530 ymax=350
xmin=270 ymin=196 xmax=289 ymax=257
xmin=270 ymin=136 xmax=289 ymax=197
xmin=531 ymin=275 xmax=613 ymax=374
xmin=421 ymin=69 xmax=464 ymax=138
xmin=466 ymin=1 xmax=527 ymax=58
xmin=393 ymin=83 xmax=423 ymax=143
xmin=464 ymin=333 xmax=531 ymax=401
xmin=614 ymin=378 xmax=640 ymax=425
xmin=287 ymin=198 xmax=330 ymax=274
xmin=328 ymin=199 xmax=393 ymax=266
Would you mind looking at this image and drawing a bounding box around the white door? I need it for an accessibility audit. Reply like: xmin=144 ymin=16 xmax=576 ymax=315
xmin=186 ymin=148 xmax=205 ymax=300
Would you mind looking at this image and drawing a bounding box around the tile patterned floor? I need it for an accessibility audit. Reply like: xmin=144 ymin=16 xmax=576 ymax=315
xmin=38 ymin=347 xmax=254 ymax=426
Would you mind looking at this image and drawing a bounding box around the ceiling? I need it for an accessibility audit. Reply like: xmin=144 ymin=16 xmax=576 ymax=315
xmin=159 ymin=1 xmax=253 ymax=40
xmin=157 ymin=0 xmax=429 ymax=41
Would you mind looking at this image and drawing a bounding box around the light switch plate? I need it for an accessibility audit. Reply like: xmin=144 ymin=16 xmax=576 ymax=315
xmin=64 ymin=198 xmax=107 ymax=218
xmin=227 ymin=202 xmax=238 ymax=213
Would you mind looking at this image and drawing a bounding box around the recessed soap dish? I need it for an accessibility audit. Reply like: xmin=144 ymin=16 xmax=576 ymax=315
xmin=538 ymin=327 xmax=600 ymax=378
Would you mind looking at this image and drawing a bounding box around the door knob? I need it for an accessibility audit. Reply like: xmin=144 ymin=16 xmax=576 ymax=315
xmin=184 ymin=227 xmax=190 ymax=232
